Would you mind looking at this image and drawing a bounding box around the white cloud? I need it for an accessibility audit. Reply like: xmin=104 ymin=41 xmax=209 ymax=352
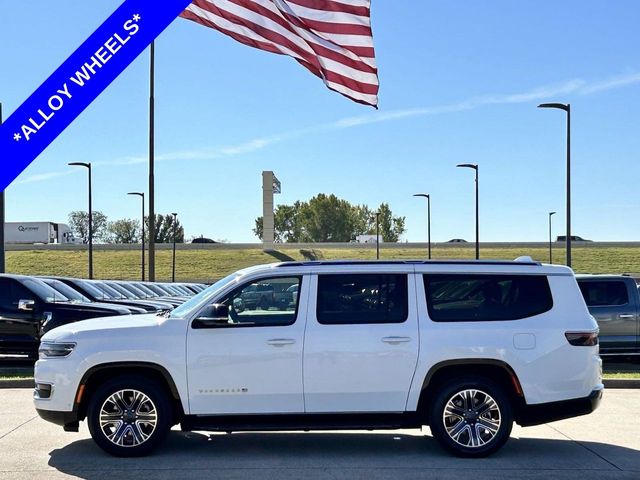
xmin=16 ymin=71 xmax=640 ymax=184
xmin=14 ymin=169 xmax=77 ymax=185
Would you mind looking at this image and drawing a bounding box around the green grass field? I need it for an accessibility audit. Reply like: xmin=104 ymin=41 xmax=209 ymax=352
xmin=5 ymin=244 xmax=640 ymax=282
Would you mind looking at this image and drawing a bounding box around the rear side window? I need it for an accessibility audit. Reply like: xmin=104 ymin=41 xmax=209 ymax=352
xmin=317 ymin=274 xmax=408 ymax=325
xmin=424 ymin=274 xmax=553 ymax=322
xmin=578 ymin=281 xmax=629 ymax=307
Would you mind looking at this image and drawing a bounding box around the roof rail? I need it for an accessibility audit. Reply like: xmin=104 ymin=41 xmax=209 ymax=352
xmin=274 ymin=259 xmax=541 ymax=267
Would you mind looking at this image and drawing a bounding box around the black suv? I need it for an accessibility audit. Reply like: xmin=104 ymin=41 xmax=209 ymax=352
xmin=0 ymin=274 xmax=131 ymax=357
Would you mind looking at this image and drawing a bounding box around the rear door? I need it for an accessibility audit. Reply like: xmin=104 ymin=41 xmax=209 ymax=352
xmin=303 ymin=269 xmax=419 ymax=413
xmin=578 ymin=279 xmax=637 ymax=352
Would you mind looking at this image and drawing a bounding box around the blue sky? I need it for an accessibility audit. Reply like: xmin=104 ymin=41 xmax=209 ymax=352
xmin=1 ymin=0 xmax=639 ymax=242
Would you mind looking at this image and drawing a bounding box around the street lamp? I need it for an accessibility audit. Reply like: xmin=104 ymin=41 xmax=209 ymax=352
xmin=171 ymin=212 xmax=178 ymax=282
xmin=538 ymin=102 xmax=571 ymax=268
xmin=413 ymin=194 xmax=431 ymax=259
xmin=68 ymin=162 xmax=93 ymax=279
xmin=127 ymin=192 xmax=145 ymax=281
xmin=456 ymin=163 xmax=479 ymax=259
xmin=548 ymin=211 xmax=556 ymax=264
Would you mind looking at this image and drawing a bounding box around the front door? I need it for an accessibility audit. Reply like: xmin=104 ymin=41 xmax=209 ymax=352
xmin=187 ymin=275 xmax=307 ymax=415
xmin=303 ymin=271 xmax=419 ymax=413
xmin=0 ymin=278 xmax=41 ymax=354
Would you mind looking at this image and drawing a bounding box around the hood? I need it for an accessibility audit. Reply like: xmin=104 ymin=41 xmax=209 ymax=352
xmin=68 ymin=302 xmax=131 ymax=315
xmin=41 ymin=313 xmax=165 ymax=342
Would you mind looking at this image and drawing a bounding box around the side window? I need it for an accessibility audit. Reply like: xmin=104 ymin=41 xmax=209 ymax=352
xmin=578 ymin=281 xmax=629 ymax=307
xmin=424 ymin=274 xmax=553 ymax=322
xmin=316 ymin=274 xmax=408 ymax=325
xmin=219 ymin=276 xmax=301 ymax=327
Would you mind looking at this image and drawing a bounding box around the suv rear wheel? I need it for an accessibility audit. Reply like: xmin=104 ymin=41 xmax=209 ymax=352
xmin=429 ymin=376 xmax=513 ymax=457
xmin=87 ymin=375 xmax=171 ymax=457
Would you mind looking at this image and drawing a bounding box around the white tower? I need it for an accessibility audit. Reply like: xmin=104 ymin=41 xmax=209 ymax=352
xmin=262 ymin=171 xmax=281 ymax=250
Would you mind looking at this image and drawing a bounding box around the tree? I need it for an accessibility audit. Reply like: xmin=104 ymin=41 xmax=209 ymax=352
xmin=253 ymin=201 xmax=305 ymax=243
xmin=253 ymin=195 xmax=406 ymax=243
xmin=351 ymin=204 xmax=375 ymax=237
xmin=302 ymin=194 xmax=354 ymax=242
xmin=145 ymin=214 xmax=184 ymax=243
xmin=107 ymin=219 xmax=140 ymax=244
xmin=376 ymin=202 xmax=406 ymax=242
xmin=68 ymin=211 xmax=108 ymax=243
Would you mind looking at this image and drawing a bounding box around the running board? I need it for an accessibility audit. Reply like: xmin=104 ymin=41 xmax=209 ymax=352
xmin=181 ymin=412 xmax=423 ymax=432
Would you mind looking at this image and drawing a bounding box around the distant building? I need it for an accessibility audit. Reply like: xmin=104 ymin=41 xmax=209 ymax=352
xmin=355 ymin=234 xmax=383 ymax=244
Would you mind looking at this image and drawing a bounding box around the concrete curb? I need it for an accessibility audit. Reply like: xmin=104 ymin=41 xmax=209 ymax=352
xmin=0 ymin=379 xmax=33 ymax=389
xmin=1 ymin=378 xmax=639 ymax=390
xmin=603 ymin=379 xmax=640 ymax=389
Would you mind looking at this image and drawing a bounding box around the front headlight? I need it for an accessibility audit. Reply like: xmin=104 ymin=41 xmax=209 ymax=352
xmin=38 ymin=342 xmax=76 ymax=359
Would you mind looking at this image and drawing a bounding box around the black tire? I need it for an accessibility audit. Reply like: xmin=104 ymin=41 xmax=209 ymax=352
xmin=429 ymin=376 xmax=513 ymax=457
xmin=87 ymin=375 xmax=172 ymax=457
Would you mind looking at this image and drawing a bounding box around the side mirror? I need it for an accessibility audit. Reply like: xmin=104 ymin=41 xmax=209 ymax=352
xmin=18 ymin=299 xmax=36 ymax=312
xmin=192 ymin=304 xmax=230 ymax=329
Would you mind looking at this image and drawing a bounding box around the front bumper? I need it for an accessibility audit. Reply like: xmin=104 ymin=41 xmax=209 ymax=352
xmin=35 ymin=407 xmax=79 ymax=432
xmin=517 ymin=385 xmax=603 ymax=427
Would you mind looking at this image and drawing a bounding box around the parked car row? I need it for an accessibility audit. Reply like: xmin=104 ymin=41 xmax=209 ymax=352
xmin=0 ymin=274 xmax=205 ymax=358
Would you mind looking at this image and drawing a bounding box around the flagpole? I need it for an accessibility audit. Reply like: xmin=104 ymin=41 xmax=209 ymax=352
xmin=148 ymin=41 xmax=155 ymax=282
xmin=0 ymin=103 xmax=5 ymax=274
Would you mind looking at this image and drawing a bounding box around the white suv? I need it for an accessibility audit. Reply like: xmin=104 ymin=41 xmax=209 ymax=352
xmin=34 ymin=259 xmax=603 ymax=457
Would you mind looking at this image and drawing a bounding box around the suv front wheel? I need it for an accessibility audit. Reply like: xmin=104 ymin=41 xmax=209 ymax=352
xmin=429 ymin=376 xmax=513 ymax=457
xmin=87 ymin=375 xmax=172 ymax=457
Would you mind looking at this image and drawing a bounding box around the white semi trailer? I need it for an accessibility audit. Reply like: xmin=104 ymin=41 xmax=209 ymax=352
xmin=4 ymin=222 xmax=80 ymax=245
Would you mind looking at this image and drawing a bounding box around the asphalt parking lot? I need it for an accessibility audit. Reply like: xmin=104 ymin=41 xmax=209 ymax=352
xmin=0 ymin=388 xmax=638 ymax=480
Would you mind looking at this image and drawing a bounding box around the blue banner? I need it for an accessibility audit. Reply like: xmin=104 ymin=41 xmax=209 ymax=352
xmin=0 ymin=0 xmax=192 ymax=191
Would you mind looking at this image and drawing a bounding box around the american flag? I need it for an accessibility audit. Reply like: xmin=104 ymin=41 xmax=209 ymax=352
xmin=180 ymin=0 xmax=379 ymax=107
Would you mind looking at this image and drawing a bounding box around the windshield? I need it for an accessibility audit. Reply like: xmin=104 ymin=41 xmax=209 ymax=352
xmin=122 ymin=283 xmax=150 ymax=298
xmin=42 ymin=279 xmax=90 ymax=303
xmin=23 ymin=278 xmax=70 ymax=303
xmin=107 ymin=283 xmax=137 ymax=300
xmin=143 ymin=283 xmax=166 ymax=296
xmin=170 ymin=273 xmax=241 ymax=319
xmin=75 ymin=280 xmax=109 ymax=300
xmin=134 ymin=283 xmax=158 ymax=297
xmin=88 ymin=282 xmax=119 ymax=300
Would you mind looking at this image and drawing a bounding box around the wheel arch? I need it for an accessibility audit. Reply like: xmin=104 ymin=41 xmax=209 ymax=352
xmin=416 ymin=359 xmax=525 ymax=424
xmin=74 ymin=361 xmax=184 ymax=424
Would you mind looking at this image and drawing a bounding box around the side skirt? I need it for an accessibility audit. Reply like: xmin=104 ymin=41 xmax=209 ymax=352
xmin=181 ymin=412 xmax=423 ymax=432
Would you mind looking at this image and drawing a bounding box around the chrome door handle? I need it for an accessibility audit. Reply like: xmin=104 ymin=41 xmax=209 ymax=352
xmin=267 ymin=338 xmax=296 ymax=347
xmin=618 ymin=314 xmax=635 ymax=319
xmin=382 ymin=336 xmax=411 ymax=345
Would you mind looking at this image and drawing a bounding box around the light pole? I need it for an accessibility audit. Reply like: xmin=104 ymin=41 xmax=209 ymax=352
xmin=375 ymin=211 xmax=380 ymax=260
xmin=456 ymin=163 xmax=479 ymax=259
xmin=548 ymin=211 xmax=556 ymax=264
xmin=171 ymin=212 xmax=178 ymax=282
xmin=68 ymin=162 xmax=93 ymax=279
xmin=538 ymin=102 xmax=571 ymax=268
xmin=0 ymin=103 xmax=5 ymax=274
xmin=413 ymin=194 xmax=431 ymax=259
xmin=128 ymin=192 xmax=145 ymax=281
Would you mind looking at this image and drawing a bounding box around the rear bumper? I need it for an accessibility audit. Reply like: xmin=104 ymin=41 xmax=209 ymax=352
xmin=517 ymin=385 xmax=603 ymax=427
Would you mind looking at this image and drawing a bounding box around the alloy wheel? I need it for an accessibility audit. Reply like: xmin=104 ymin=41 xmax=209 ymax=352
xmin=442 ymin=388 xmax=501 ymax=448
xmin=99 ymin=389 xmax=158 ymax=447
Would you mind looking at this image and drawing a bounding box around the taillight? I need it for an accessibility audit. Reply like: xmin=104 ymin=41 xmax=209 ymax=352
xmin=565 ymin=331 xmax=598 ymax=346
